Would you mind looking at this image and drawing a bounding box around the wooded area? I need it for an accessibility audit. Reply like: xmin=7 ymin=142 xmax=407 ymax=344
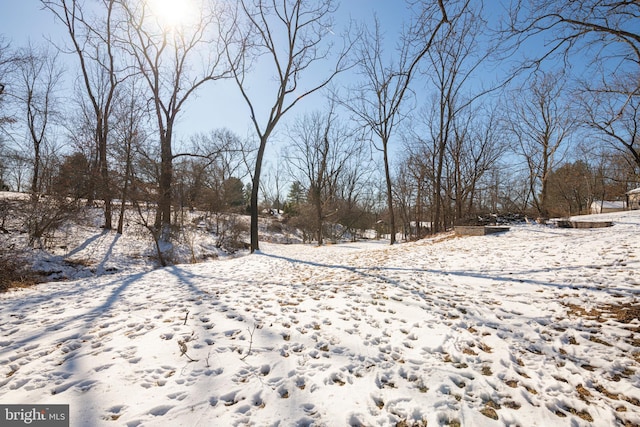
xmin=0 ymin=0 xmax=638 ymax=259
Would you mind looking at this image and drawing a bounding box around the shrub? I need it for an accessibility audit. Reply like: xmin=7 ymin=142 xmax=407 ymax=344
xmin=22 ymin=195 xmax=83 ymax=248
xmin=216 ymin=215 xmax=248 ymax=253
xmin=0 ymin=249 xmax=38 ymax=292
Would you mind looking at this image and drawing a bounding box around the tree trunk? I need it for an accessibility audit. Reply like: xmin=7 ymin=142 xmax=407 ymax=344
xmin=433 ymin=139 xmax=445 ymax=233
xmin=539 ymin=144 xmax=550 ymax=218
xmin=99 ymin=129 xmax=112 ymax=229
xmin=455 ymin=155 xmax=463 ymax=222
xmin=250 ymin=137 xmax=268 ymax=253
xmin=383 ymin=139 xmax=395 ymax=245
xmin=32 ymin=144 xmax=40 ymax=194
xmin=157 ymin=130 xmax=173 ymax=241
xmin=313 ymin=187 xmax=323 ymax=246
xmin=117 ymin=135 xmax=133 ymax=234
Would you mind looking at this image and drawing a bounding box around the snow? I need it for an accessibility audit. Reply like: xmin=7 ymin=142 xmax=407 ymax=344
xmin=590 ymin=201 xmax=626 ymax=214
xmin=1 ymin=210 xmax=640 ymax=426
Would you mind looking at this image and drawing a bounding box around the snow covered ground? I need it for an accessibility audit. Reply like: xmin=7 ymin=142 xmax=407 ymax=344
xmin=1 ymin=210 xmax=639 ymax=426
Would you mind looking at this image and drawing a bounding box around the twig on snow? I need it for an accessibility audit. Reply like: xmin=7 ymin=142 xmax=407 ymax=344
xmin=240 ymin=324 xmax=257 ymax=361
xmin=178 ymin=339 xmax=198 ymax=362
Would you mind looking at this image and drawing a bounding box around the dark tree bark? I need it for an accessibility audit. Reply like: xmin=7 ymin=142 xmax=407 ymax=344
xmin=505 ymin=72 xmax=575 ymax=218
xmin=120 ymin=0 xmax=231 ymax=242
xmin=340 ymin=1 xmax=451 ymax=244
xmin=42 ymin=0 xmax=121 ymax=229
xmin=284 ymin=107 xmax=357 ymax=245
xmin=224 ymin=0 xmax=352 ymax=253
xmin=16 ymin=44 xmax=63 ymax=196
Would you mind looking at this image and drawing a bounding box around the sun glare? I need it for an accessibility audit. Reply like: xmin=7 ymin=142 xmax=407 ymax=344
xmin=147 ymin=0 xmax=196 ymax=29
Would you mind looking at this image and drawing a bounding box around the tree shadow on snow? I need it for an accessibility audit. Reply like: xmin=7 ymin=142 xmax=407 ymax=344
xmin=258 ymin=252 xmax=640 ymax=297
xmin=64 ymin=229 xmax=111 ymax=258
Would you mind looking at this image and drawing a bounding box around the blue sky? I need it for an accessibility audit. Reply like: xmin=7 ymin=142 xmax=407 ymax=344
xmin=1 ymin=1 xmax=514 ymax=172
xmin=1 ymin=1 xmax=411 ymax=148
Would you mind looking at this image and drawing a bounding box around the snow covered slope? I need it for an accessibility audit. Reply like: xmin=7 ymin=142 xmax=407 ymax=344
xmin=1 ymin=211 xmax=639 ymax=426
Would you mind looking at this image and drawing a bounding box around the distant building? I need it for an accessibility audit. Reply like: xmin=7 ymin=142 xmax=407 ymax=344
xmin=627 ymin=188 xmax=640 ymax=210
xmin=590 ymin=200 xmax=626 ymax=214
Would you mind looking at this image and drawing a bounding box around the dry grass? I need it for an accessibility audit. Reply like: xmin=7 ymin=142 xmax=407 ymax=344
xmin=576 ymin=384 xmax=592 ymax=402
xmin=567 ymin=406 xmax=593 ymax=422
xmin=0 ymin=251 xmax=40 ymax=292
xmin=480 ymin=407 xmax=498 ymax=420
xmin=564 ymin=301 xmax=640 ymax=331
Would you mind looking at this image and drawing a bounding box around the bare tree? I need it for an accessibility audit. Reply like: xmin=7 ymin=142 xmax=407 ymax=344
xmin=579 ymin=78 xmax=640 ymax=171
xmin=394 ymin=158 xmax=418 ymax=240
xmin=2 ymin=150 xmax=30 ymax=192
xmin=193 ymin=129 xmax=247 ymax=185
xmin=285 ymin=106 xmax=359 ymax=245
xmin=111 ymin=80 xmax=149 ymax=234
xmin=546 ymin=160 xmax=593 ymax=216
xmin=119 ymin=0 xmax=231 ymax=242
xmin=422 ymin=1 xmax=501 ymax=231
xmin=9 ymin=44 xmax=79 ymax=248
xmin=260 ymin=161 xmax=285 ymax=214
xmin=400 ymin=142 xmax=433 ymax=239
xmin=505 ymin=0 xmax=639 ymax=87
xmin=224 ymin=0 xmax=352 ymax=253
xmin=0 ymin=37 xmax=17 ymax=191
xmin=341 ymin=1 xmax=451 ymax=244
xmin=504 ymin=0 xmax=639 ymax=178
xmin=185 ymin=129 xmax=248 ymax=214
xmin=0 ymin=36 xmax=19 ymax=136
xmin=449 ymin=107 xmax=505 ymax=221
xmin=15 ymin=44 xmax=64 ymax=196
xmin=504 ymin=72 xmax=576 ymax=219
xmin=42 ymin=0 xmax=124 ymax=229
xmin=334 ymin=147 xmax=376 ymax=241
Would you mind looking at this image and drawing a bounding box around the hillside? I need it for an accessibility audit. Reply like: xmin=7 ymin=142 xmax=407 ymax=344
xmin=1 ymin=210 xmax=639 ymax=426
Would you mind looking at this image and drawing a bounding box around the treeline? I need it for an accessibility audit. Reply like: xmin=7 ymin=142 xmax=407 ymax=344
xmin=0 ymin=0 xmax=638 ymax=255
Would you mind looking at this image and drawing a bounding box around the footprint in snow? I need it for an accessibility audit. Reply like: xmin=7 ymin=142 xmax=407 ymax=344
xmin=148 ymin=404 xmax=174 ymax=416
xmin=277 ymin=386 xmax=289 ymax=398
xmin=51 ymin=379 xmax=98 ymax=395
xmin=295 ymin=376 xmax=307 ymax=390
xmin=260 ymin=364 xmax=271 ymax=376
xmin=220 ymin=390 xmax=240 ymax=406
xmin=8 ymin=378 xmax=30 ymax=391
xmin=167 ymin=391 xmax=187 ymax=401
xmin=102 ymin=405 xmax=126 ymax=421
